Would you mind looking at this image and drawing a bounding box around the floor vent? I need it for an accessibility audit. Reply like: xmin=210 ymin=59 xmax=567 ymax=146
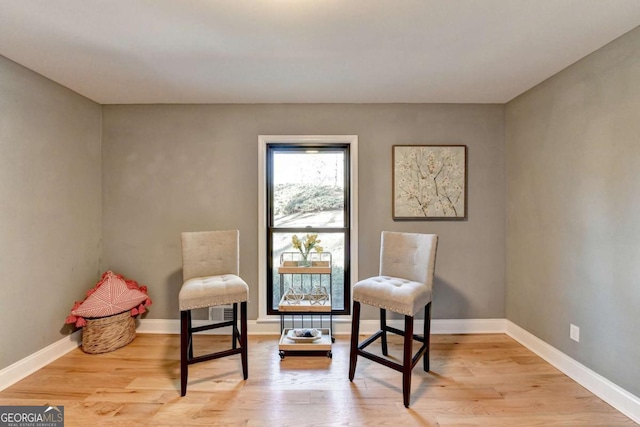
xmin=209 ymin=305 xmax=234 ymax=322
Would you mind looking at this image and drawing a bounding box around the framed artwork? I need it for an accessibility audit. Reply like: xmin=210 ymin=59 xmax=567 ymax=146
xmin=393 ymin=145 xmax=467 ymax=220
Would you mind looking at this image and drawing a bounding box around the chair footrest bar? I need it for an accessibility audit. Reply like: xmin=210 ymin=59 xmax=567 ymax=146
xmin=188 ymin=348 xmax=242 ymax=365
xmin=357 ymin=349 xmax=404 ymax=373
xmin=356 ymin=344 xmax=427 ymax=372
xmin=411 ymin=344 xmax=427 ymax=368
xmin=385 ymin=325 xmax=405 ymax=336
xmin=358 ymin=330 xmax=384 ymax=351
xmin=380 ymin=326 xmax=425 ymax=343
xmin=191 ymin=320 xmax=234 ymax=333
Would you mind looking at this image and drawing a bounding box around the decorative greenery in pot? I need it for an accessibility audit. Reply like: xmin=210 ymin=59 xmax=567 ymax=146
xmin=291 ymin=233 xmax=323 ymax=265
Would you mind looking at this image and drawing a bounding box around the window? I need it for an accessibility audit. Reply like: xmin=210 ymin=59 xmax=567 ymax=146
xmin=267 ymin=144 xmax=350 ymax=314
xmin=258 ymin=136 xmax=358 ymax=321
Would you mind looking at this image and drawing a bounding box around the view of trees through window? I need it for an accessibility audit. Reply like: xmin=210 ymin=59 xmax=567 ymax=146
xmin=267 ymin=147 xmax=350 ymax=313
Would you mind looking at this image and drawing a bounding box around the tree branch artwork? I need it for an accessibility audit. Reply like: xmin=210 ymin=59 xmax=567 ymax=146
xmin=393 ymin=145 xmax=466 ymax=219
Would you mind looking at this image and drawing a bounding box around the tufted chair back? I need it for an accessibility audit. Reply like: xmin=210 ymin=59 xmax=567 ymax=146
xmin=181 ymin=230 xmax=239 ymax=281
xmin=379 ymin=231 xmax=438 ymax=286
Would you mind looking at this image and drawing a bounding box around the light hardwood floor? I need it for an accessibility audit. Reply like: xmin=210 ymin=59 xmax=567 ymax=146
xmin=0 ymin=333 xmax=635 ymax=426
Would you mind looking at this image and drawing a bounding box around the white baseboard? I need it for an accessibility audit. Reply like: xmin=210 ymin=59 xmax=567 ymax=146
xmin=135 ymin=317 xmax=507 ymax=336
xmin=350 ymin=318 xmax=507 ymax=335
xmin=505 ymin=321 xmax=640 ymax=424
xmin=431 ymin=318 xmax=507 ymax=334
xmin=0 ymin=330 xmax=81 ymax=392
xmin=2 ymin=318 xmax=638 ymax=424
xmin=136 ymin=318 xmax=278 ymax=335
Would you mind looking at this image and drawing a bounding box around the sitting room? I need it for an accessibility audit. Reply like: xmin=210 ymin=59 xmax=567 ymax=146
xmin=1 ymin=1 xmax=639 ymax=425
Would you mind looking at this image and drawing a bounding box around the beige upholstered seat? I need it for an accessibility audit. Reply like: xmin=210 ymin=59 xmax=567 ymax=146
xmin=179 ymin=275 xmax=248 ymax=311
xmin=349 ymin=231 xmax=438 ymax=407
xmin=179 ymin=230 xmax=248 ymax=396
xmin=350 ymin=276 xmax=431 ymax=316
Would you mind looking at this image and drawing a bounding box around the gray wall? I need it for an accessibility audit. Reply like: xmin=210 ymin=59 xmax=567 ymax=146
xmin=0 ymin=56 xmax=102 ymax=369
xmin=101 ymin=104 xmax=506 ymax=321
xmin=505 ymin=26 xmax=640 ymax=396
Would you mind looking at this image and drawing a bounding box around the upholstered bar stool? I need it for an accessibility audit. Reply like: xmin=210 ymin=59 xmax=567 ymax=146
xmin=349 ymin=231 xmax=438 ymax=407
xmin=179 ymin=230 xmax=248 ymax=396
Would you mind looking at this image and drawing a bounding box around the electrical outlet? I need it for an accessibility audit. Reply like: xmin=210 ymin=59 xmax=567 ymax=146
xmin=570 ymin=324 xmax=580 ymax=342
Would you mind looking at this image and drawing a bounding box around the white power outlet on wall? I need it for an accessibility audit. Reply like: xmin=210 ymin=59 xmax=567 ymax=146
xmin=570 ymin=324 xmax=580 ymax=342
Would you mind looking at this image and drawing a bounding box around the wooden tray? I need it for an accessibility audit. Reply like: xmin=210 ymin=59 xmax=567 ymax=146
xmin=279 ymin=328 xmax=332 ymax=352
xmin=278 ymin=294 xmax=331 ymax=313
xmin=278 ymin=261 xmax=331 ymax=274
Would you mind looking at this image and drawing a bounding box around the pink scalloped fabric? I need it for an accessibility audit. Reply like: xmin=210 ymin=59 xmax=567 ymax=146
xmin=65 ymin=271 xmax=152 ymax=327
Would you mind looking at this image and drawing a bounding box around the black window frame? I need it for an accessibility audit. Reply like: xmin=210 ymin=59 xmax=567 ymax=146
xmin=266 ymin=143 xmax=351 ymax=315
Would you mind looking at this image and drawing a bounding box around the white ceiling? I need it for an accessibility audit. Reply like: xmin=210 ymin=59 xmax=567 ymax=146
xmin=1 ymin=0 xmax=639 ymax=104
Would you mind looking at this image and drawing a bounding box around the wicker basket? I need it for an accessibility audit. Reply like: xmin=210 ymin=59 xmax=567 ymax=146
xmin=81 ymin=311 xmax=136 ymax=354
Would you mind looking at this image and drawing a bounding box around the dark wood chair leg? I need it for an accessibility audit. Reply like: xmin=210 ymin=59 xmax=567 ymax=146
xmin=424 ymin=302 xmax=431 ymax=372
xmin=240 ymin=301 xmax=248 ymax=380
xmin=380 ymin=308 xmax=388 ymax=356
xmin=186 ymin=310 xmax=193 ymax=360
xmin=180 ymin=310 xmax=189 ymax=396
xmin=232 ymin=303 xmax=238 ymax=350
xmin=349 ymin=301 xmax=361 ymax=381
xmin=403 ymin=314 xmax=414 ymax=408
